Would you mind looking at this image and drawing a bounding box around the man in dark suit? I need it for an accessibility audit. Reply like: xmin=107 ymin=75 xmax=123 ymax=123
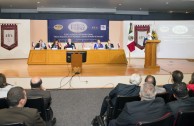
xmin=105 ymin=40 xmax=114 ymax=49
xmin=109 ymin=83 xmax=171 ymax=126
xmin=0 ymin=86 xmax=45 ymax=126
xmin=64 ymin=38 xmax=76 ymax=49
xmin=26 ymin=77 xmax=56 ymax=124
xmin=163 ymin=70 xmax=185 ymax=94
xmin=100 ymin=74 xmax=142 ymax=116
xmin=167 ymin=82 xmax=194 ymax=117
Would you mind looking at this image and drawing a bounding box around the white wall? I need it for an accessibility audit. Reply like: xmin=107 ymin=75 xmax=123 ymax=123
xmin=0 ymin=19 xmax=30 ymax=59
xmin=123 ymin=20 xmax=194 ymax=59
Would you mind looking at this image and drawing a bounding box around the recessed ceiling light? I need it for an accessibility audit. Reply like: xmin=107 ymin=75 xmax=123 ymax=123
xmin=139 ymin=8 xmax=142 ymax=10
xmin=37 ymin=1 xmax=40 ymax=4
xmin=185 ymin=11 xmax=190 ymax=14
xmin=118 ymin=3 xmax=122 ymax=6
xmin=166 ymin=2 xmax=169 ymax=5
xmin=169 ymin=11 xmax=173 ymax=13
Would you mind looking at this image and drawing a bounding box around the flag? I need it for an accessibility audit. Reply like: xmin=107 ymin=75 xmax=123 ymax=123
xmin=128 ymin=23 xmax=133 ymax=34
xmin=127 ymin=41 xmax=135 ymax=52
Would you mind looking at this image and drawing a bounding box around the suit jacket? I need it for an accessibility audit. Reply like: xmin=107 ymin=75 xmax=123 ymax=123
xmin=163 ymin=84 xmax=175 ymax=94
xmin=109 ymin=83 xmax=140 ymax=105
xmin=167 ymin=97 xmax=194 ymax=116
xmin=26 ymin=89 xmax=51 ymax=109
xmin=0 ymin=107 xmax=45 ymax=126
xmin=109 ymin=97 xmax=170 ymax=126
xmin=105 ymin=43 xmax=114 ymax=49
xmin=64 ymin=42 xmax=76 ymax=49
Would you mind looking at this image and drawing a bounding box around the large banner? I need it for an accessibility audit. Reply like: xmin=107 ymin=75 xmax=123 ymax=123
xmin=48 ymin=19 xmax=109 ymax=42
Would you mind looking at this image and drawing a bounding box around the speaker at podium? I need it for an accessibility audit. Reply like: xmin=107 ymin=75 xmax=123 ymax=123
xmin=66 ymin=51 xmax=87 ymax=73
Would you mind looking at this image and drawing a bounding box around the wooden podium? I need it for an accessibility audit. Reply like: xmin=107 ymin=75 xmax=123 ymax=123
xmin=144 ymin=40 xmax=160 ymax=69
xmin=71 ymin=53 xmax=82 ymax=73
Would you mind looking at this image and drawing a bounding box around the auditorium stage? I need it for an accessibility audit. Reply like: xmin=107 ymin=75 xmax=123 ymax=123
xmin=0 ymin=58 xmax=194 ymax=89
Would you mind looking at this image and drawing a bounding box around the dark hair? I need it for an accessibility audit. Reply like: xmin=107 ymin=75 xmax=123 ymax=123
xmin=145 ymin=75 xmax=156 ymax=86
xmin=0 ymin=73 xmax=7 ymax=88
xmin=30 ymin=79 xmax=42 ymax=88
xmin=172 ymin=82 xmax=188 ymax=99
xmin=7 ymin=87 xmax=25 ymax=107
xmin=172 ymin=70 xmax=183 ymax=84
xmin=189 ymin=72 xmax=194 ymax=84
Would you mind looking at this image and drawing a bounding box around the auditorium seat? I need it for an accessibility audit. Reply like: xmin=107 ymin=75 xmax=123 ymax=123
xmin=173 ymin=110 xmax=194 ymax=126
xmin=3 ymin=122 xmax=25 ymax=126
xmin=0 ymin=98 xmax=9 ymax=109
xmin=137 ymin=112 xmax=174 ymax=126
xmin=106 ymin=95 xmax=141 ymax=124
xmin=188 ymin=90 xmax=194 ymax=97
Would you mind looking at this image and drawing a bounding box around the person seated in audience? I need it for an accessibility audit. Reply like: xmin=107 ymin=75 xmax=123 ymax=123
xmin=145 ymin=75 xmax=166 ymax=94
xmin=34 ymin=39 xmax=47 ymax=49
xmin=163 ymin=70 xmax=185 ymax=94
xmin=51 ymin=39 xmax=61 ymax=49
xmin=94 ymin=39 xmax=103 ymax=49
xmin=0 ymin=86 xmax=45 ymax=126
xmin=26 ymin=77 xmax=56 ymax=124
xmin=167 ymin=82 xmax=194 ymax=117
xmin=100 ymin=73 xmax=142 ymax=116
xmin=64 ymin=38 xmax=76 ymax=49
xmin=0 ymin=73 xmax=14 ymax=98
xmin=105 ymin=40 xmax=114 ymax=49
xmin=187 ymin=72 xmax=194 ymax=91
xmin=109 ymin=83 xmax=171 ymax=126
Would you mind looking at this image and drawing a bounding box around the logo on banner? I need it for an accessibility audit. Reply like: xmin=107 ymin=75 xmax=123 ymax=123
xmin=1 ymin=24 xmax=18 ymax=51
xmin=68 ymin=22 xmax=87 ymax=33
xmin=100 ymin=25 xmax=106 ymax=30
xmin=54 ymin=24 xmax=63 ymax=30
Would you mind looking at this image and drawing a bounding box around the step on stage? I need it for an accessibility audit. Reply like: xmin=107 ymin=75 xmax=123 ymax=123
xmin=0 ymin=58 xmax=194 ymax=89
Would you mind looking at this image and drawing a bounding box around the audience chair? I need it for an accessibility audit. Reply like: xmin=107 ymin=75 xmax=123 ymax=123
xmin=188 ymin=90 xmax=194 ymax=97
xmin=25 ymin=97 xmax=50 ymax=121
xmin=137 ymin=112 xmax=174 ymax=126
xmin=0 ymin=98 xmax=9 ymax=109
xmin=106 ymin=95 xmax=141 ymax=124
xmin=173 ymin=110 xmax=194 ymax=126
xmin=3 ymin=122 xmax=25 ymax=126
xmin=156 ymin=92 xmax=170 ymax=103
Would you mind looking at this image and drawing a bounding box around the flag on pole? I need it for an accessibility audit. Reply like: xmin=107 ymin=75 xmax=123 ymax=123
xmin=127 ymin=41 xmax=135 ymax=52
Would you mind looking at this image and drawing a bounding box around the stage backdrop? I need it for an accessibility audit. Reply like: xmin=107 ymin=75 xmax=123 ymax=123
xmin=48 ymin=19 xmax=109 ymax=43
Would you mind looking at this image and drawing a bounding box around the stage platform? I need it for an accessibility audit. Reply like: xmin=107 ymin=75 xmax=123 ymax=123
xmin=0 ymin=58 xmax=194 ymax=89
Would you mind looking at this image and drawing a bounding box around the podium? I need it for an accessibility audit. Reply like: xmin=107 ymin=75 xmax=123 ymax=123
xmin=71 ymin=53 xmax=82 ymax=73
xmin=144 ymin=40 xmax=160 ymax=69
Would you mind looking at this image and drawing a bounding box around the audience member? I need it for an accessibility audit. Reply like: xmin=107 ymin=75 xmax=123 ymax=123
xmin=94 ymin=39 xmax=103 ymax=49
xmin=109 ymin=83 xmax=171 ymax=126
xmin=163 ymin=70 xmax=185 ymax=94
xmin=167 ymin=82 xmax=194 ymax=117
xmin=187 ymin=72 xmax=194 ymax=91
xmin=34 ymin=39 xmax=47 ymax=49
xmin=105 ymin=40 xmax=114 ymax=49
xmin=0 ymin=86 xmax=45 ymax=126
xmin=100 ymin=73 xmax=142 ymax=116
xmin=51 ymin=39 xmax=61 ymax=49
xmin=26 ymin=77 xmax=56 ymax=124
xmin=0 ymin=73 xmax=14 ymax=98
xmin=64 ymin=38 xmax=76 ymax=49
xmin=145 ymin=75 xmax=166 ymax=93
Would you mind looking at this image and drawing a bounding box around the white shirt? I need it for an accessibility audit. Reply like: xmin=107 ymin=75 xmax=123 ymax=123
xmin=0 ymin=85 xmax=13 ymax=98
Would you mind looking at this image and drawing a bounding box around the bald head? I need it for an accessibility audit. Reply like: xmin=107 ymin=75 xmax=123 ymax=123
xmin=30 ymin=77 xmax=42 ymax=88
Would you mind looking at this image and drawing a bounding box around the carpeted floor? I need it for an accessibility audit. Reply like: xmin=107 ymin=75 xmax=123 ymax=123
xmin=50 ymin=88 xmax=111 ymax=126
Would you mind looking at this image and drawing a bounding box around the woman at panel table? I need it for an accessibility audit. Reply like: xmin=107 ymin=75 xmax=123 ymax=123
xmin=94 ymin=39 xmax=103 ymax=49
xmin=51 ymin=39 xmax=61 ymax=49
xmin=105 ymin=40 xmax=114 ymax=49
xmin=64 ymin=38 xmax=76 ymax=49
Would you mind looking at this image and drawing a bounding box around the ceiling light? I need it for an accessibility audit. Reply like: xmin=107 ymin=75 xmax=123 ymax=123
xmin=37 ymin=1 xmax=40 ymax=4
xmin=118 ymin=3 xmax=122 ymax=6
xmin=169 ymin=11 xmax=173 ymax=13
xmin=185 ymin=11 xmax=190 ymax=13
xmin=139 ymin=8 xmax=142 ymax=10
xmin=166 ymin=2 xmax=169 ymax=5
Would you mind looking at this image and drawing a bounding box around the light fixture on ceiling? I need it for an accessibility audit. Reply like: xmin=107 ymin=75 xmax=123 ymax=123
xmin=37 ymin=1 xmax=40 ymax=4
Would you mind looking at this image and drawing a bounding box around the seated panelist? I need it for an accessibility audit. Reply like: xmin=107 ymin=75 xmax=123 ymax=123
xmin=64 ymin=38 xmax=76 ymax=49
xmin=51 ymin=39 xmax=61 ymax=49
xmin=34 ymin=39 xmax=47 ymax=49
xmin=94 ymin=39 xmax=103 ymax=49
xmin=105 ymin=40 xmax=114 ymax=49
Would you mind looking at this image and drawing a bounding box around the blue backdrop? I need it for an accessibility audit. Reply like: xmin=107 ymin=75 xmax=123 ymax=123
xmin=48 ymin=19 xmax=109 ymax=43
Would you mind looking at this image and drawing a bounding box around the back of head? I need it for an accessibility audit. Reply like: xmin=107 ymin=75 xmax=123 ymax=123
xmin=145 ymin=75 xmax=156 ymax=86
xmin=172 ymin=70 xmax=183 ymax=84
xmin=189 ymin=72 xmax=194 ymax=84
xmin=129 ymin=73 xmax=142 ymax=86
xmin=140 ymin=83 xmax=156 ymax=101
xmin=0 ymin=73 xmax=7 ymax=88
xmin=30 ymin=77 xmax=42 ymax=89
xmin=7 ymin=86 xmax=25 ymax=107
xmin=172 ymin=82 xmax=188 ymax=99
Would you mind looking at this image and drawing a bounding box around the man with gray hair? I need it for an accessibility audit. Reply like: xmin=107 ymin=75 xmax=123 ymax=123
xmin=100 ymin=73 xmax=142 ymax=116
xmin=109 ymin=83 xmax=170 ymax=126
